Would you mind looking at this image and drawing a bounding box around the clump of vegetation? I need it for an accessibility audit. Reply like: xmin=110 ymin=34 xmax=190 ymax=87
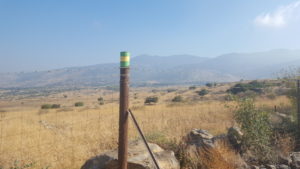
xmin=167 ymin=89 xmax=177 ymax=93
xmin=197 ymin=89 xmax=209 ymax=96
xmin=144 ymin=96 xmax=158 ymax=105
xmin=227 ymin=80 xmax=266 ymax=95
xmin=233 ymin=98 xmax=273 ymax=163
xmin=206 ymin=82 xmax=217 ymax=87
xmin=74 ymin=102 xmax=84 ymax=107
xmin=6 ymin=160 xmax=35 ymax=169
xmin=189 ymin=86 xmax=196 ymax=90
xmin=178 ymin=140 xmax=240 ymax=169
xmin=172 ymin=95 xmax=183 ymax=102
xmin=51 ymin=104 xmax=61 ymax=109
xmin=145 ymin=131 xmax=177 ymax=151
xmin=97 ymin=97 xmax=104 ymax=105
xmin=41 ymin=104 xmax=60 ymax=109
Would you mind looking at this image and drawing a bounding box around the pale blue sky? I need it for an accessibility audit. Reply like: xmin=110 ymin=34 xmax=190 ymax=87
xmin=0 ymin=0 xmax=300 ymax=72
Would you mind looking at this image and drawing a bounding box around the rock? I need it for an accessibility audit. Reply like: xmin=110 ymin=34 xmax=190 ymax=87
xmin=278 ymin=164 xmax=290 ymax=169
xmin=81 ymin=140 xmax=179 ymax=169
xmin=182 ymin=129 xmax=249 ymax=169
xmin=265 ymin=164 xmax=276 ymax=169
xmin=212 ymin=134 xmax=228 ymax=143
xmin=250 ymin=165 xmax=259 ymax=169
xmin=279 ymin=154 xmax=292 ymax=166
xmin=291 ymin=152 xmax=300 ymax=169
xmin=227 ymin=126 xmax=243 ymax=151
xmin=186 ymin=129 xmax=214 ymax=148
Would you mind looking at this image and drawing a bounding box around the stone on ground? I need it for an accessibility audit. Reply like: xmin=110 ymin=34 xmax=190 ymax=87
xmin=81 ymin=140 xmax=179 ymax=169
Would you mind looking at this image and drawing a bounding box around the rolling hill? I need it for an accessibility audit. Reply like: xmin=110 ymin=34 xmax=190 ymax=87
xmin=0 ymin=49 xmax=300 ymax=88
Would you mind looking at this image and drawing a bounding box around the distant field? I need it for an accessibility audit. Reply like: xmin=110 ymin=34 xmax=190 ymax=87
xmin=0 ymin=81 xmax=291 ymax=169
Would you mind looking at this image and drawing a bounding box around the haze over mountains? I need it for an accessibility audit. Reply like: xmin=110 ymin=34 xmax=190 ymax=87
xmin=1 ymin=49 xmax=300 ymax=88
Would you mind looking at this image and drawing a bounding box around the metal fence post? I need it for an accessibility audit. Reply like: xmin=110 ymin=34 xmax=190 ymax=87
xmin=118 ymin=51 xmax=130 ymax=169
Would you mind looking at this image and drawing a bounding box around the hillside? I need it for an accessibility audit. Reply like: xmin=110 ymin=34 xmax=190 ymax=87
xmin=0 ymin=49 xmax=300 ymax=88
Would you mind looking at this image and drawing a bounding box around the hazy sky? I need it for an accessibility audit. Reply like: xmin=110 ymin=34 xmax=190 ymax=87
xmin=0 ymin=0 xmax=300 ymax=72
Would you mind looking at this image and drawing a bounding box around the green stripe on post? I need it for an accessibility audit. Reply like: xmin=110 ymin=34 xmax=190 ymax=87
xmin=120 ymin=51 xmax=130 ymax=68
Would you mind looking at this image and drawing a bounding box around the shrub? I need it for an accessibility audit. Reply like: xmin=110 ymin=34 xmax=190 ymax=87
xmin=51 ymin=104 xmax=61 ymax=109
xmin=172 ymin=96 xmax=183 ymax=102
xmin=189 ymin=86 xmax=196 ymax=90
xmin=97 ymin=97 xmax=104 ymax=102
xmin=197 ymin=89 xmax=209 ymax=96
xmin=227 ymin=80 xmax=265 ymax=95
xmin=41 ymin=104 xmax=52 ymax=109
xmin=144 ymin=96 xmax=158 ymax=105
xmin=74 ymin=102 xmax=84 ymax=107
xmin=206 ymin=82 xmax=217 ymax=87
xmin=167 ymin=89 xmax=177 ymax=93
xmin=233 ymin=98 xmax=273 ymax=163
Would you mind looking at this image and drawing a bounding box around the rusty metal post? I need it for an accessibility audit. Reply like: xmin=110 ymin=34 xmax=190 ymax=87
xmin=118 ymin=51 xmax=130 ymax=169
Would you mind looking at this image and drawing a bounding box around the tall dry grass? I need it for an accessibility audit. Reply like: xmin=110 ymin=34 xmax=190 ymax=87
xmin=0 ymin=88 xmax=291 ymax=169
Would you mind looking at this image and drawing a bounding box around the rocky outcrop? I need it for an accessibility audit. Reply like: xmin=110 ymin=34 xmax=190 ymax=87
xmin=180 ymin=128 xmax=249 ymax=169
xmin=227 ymin=126 xmax=243 ymax=151
xmin=81 ymin=140 xmax=179 ymax=169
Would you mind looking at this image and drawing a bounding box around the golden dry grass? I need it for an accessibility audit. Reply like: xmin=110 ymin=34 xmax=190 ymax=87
xmin=0 ymin=85 xmax=292 ymax=169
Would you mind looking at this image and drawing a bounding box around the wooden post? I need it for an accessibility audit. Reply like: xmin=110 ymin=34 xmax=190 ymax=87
xmin=118 ymin=51 xmax=130 ymax=169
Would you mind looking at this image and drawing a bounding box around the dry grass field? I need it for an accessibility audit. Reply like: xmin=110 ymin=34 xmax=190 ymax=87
xmin=0 ymin=82 xmax=292 ymax=169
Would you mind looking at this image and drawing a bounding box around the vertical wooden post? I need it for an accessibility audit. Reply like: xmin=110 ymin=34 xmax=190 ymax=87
xmin=118 ymin=51 xmax=130 ymax=169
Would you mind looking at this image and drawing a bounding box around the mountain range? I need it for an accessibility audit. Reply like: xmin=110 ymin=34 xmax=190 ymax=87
xmin=1 ymin=49 xmax=300 ymax=88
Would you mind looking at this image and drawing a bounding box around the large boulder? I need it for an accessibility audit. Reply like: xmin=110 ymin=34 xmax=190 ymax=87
xmin=81 ymin=140 xmax=179 ymax=169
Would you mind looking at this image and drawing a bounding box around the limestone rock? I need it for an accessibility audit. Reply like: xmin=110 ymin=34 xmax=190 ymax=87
xmin=291 ymin=152 xmax=300 ymax=169
xmin=278 ymin=164 xmax=290 ymax=169
xmin=186 ymin=129 xmax=214 ymax=148
xmin=81 ymin=140 xmax=179 ymax=169
xmin=227 ymin=126 xmax=243 ymax=151
xmin=265 ymin=164 xmax=276 ymax=169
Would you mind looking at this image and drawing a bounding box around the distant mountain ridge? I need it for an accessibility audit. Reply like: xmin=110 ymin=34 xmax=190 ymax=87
xmin=1 ymin=49 xmax=300 ymax=88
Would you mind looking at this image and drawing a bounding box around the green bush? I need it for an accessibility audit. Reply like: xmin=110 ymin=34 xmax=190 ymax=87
xmin=41 ymin=104 xmax=61 ymax=109
xmin=227 ymin=80 xmax=265 ymax=95
xmin=197 ymin=89 xmax=209 ymax=96
xmin=167 ymin=89 xmax=177 ymax=93
xmin=74 ymin=102 xmax=84 ymax=107
xmin=205 ymin=82 xmax=216 ymax=87
xmin=189 ymin=86 xmax=196 ymax=90
xmin=144 ymin=96 xmax=158 ymax=105
xmin=51 ymin=104 xmax=61 ymax=109
xmin=172 ymin=95 xmax=183 ymax=102
xmin=234 ymin=98 xmax=273 ymax=163
xmin=41 ymin=104 xmax=52 ymax=109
